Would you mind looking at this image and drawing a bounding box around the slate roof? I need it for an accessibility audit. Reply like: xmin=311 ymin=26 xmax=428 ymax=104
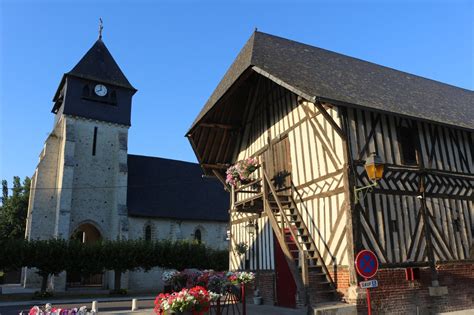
xmin=190 ymin=31 xmax=473 ymax=132
xmin=67 ymin=39 xmax=135 ymax=90
xmin=127 ymin=154 xmax=229 ymax=222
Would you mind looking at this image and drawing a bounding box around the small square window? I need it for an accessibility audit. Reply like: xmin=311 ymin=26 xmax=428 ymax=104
xmin=398 ymin=126 xmax=419 ymax=165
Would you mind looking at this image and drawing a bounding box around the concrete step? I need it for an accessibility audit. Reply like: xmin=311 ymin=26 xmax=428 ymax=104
xmin=311 ymin=302 xmax=357 ymax=315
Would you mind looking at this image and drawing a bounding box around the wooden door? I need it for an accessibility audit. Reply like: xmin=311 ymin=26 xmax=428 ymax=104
xmin=274 ymin=232 xmax=297 ymax=308
xmin=264 ymin=137 xmax=292 ymax=193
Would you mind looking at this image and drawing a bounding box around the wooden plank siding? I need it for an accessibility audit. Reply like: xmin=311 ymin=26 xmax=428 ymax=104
xmin=230 ymin=77 xmax=349 ymax=271
xmin=346 ymin=107 xmax=473 ymax=265
xmin=229 ymin=211 xmax=275 ymax=271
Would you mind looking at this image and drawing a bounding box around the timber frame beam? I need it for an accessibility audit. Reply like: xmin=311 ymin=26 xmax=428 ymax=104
xmin=201 ymin=163 xmax=228 ymax=169
xmin=313 ymin=97 xmax=345 ymax=138
xmin=199 ymin=122 xmax=240 ymax=130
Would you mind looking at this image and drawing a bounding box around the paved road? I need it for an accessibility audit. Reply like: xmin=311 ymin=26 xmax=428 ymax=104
xmin=0 ymin=299 xmax=155 ymax=315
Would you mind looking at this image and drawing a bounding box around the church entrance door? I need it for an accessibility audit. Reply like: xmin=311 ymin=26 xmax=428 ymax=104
xmin=66 ymin=223 xmax=103 ymax=287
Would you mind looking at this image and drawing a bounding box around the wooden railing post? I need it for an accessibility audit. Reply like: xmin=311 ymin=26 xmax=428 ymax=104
xmin=231 ymin=185 xmax=235 ymax=210
xmin=241 ymin=283 xmax=246 ymax=315
xmin=262 ymin=169 xmax=309 ymax=306
xmin=301 ymin=252 xmax=309 ymax=287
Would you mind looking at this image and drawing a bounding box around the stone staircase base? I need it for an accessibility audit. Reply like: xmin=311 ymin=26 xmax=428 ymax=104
xmin=311 ymin=302 xmax=357 ymax=315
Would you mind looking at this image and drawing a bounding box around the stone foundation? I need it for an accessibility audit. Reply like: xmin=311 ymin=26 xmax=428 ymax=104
xmin=327 ymin=265 xmax=351 ymax=300
xmin=354 ymin=263 xmax=474 ymax=314
xmin=247 ymin=263 xmax=473 ymax=313
xmin=244 ymin=271 xmax=276 ymax=306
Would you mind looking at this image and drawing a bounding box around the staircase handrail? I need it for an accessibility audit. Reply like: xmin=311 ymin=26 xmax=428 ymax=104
xmin=262 ymin=170 xmax=308 ymax=260
xmin=287 ymin=192 xmax=335 ymax=288
xmin=291 ymin=182 xmax=335 ymax=265
xmin=261 ymin=168 xmax=309 ymax=306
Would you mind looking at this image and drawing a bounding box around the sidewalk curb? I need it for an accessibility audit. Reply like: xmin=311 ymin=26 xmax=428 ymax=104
xmin=99 ymin=309 xmax=154 ymax=315
xmin=0 ymin=296 xmax=155 ymax=307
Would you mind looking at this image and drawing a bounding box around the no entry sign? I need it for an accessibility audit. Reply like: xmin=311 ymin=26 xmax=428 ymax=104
xmin=355 ymin=250 xmax=379 ymax=315
xmin=355 ymin=249 xmax=379 ymax=279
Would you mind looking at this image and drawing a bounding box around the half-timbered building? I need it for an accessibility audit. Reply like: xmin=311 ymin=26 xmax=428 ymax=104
xmin=187 ymin=31 xmax=473 ymax=313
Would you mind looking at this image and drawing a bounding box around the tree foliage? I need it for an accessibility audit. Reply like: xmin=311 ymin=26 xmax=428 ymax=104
xmin=0 ymin=239 xmax=229 ymax=293
xmin=0 ymin=176 xmax=31 ymax=240
xmin=27 ymin=239 xmax=70 ymax=292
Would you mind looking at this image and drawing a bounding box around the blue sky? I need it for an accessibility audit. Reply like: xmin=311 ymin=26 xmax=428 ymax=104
xmin=0 ymin=0 xmax=473 ymax=185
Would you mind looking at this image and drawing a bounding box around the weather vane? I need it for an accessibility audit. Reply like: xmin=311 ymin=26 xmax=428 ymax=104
xmin=99 ymin=18 xmax=103 ymax=40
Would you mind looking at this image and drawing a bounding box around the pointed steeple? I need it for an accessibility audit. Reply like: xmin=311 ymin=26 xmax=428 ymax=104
xmin=67 ymin=39 xmax=135 ymax=90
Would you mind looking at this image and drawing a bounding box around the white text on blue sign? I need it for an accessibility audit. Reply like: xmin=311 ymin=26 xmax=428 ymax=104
xmin=360 ymin=279 xmax=378 ymax=289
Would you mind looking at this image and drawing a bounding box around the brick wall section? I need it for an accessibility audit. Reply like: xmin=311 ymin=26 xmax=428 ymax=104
xmin=245 ymin=271 xmax=275 ymax=305
xmin=356 ymin=263 xmax=474 ymax=314
xmin=327 ymin=266 xmax=351 ymax=298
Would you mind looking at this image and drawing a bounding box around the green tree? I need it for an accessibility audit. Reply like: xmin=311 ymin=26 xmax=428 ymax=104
xmin=0 ymin=239 xmax=27 ymax=272
xmin=25 ymin=239 xmax=69 ymax=293
xmin=68 ymin=240 xmax=105 ymax=278
xmin=0 ymin=176 xmax=31 ymax=240
xmin=101 ymin=239 xmax=142 ymax=292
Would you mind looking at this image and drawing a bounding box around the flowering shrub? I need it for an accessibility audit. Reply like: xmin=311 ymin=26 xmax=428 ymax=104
xmin=237 ymin=271 xmax=255 ymax=284
xmin=155 ymin=270 xmax=255 ymax=314
xmin=182 ymin=268 xmax=203 ymax=288
xmin=226 ymin=271 xmax=255 ymax=285
xmin=154 ymin=286 xmax=211 ymax=315
xmin=206 ymin=272 xmax=230 ymax=294
xmin=225 ymin=158 xmax=258 ymax=187
xmin=26 ymin=304 xmax=92 ymax=315
xmin=162 ymin=269 xmax=255 ymax=292
xmin=162 ymin=269 xmax=179 ymax=285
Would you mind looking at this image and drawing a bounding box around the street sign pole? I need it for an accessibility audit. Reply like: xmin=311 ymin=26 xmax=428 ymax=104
xmin=365 ymin=277 xmax=372 ymax=315
xmin=355 ymin=250 xmax=379 ymax=315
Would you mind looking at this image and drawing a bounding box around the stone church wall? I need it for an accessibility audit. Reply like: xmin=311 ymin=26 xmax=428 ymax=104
xmin=67 ymin=116 xmax=129 ymax=241
xmin=25 ymin=118 xmax=64 ymax=241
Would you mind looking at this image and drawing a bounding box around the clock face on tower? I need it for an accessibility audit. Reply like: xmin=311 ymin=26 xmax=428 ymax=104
xmin=94 ymin=84 xmax=108 ymax=97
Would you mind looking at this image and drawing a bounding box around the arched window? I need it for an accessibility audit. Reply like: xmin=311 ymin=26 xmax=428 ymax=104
xmin=194 ymin=229 xmax=202 ymax=244
xmin=145 ymin=225 xmax=152 ymax=241
xmin=82 ymin=85 xmax=90 ymax=97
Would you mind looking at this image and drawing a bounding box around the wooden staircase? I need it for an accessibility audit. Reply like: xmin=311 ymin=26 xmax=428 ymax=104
xmin=262 ymin=169 xmax=337 ymax=306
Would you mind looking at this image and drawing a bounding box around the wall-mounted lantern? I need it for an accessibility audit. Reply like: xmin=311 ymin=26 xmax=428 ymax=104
xmin=354 ymin=152 xmax=385 ymax=203
xmin=245 ymin=220 xmax=257 ymax=236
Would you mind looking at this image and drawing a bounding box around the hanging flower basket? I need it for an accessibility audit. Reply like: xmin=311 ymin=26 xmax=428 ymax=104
xmin=225 ymin=158 xmax=259 ymax=187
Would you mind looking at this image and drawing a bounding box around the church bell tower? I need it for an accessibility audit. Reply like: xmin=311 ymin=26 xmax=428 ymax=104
xmin=25 ymin=29 xmax=136 ymax=254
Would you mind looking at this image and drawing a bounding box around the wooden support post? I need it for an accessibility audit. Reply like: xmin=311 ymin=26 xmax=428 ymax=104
xmin=212 ymin=169 xmax=229 ymax=192
xmin=301 ymin=252 xmax=309 ymax=287
xmin=339 ymin=107 xmax=360 ymax=285
xmin=231 ymin=185 xmax=235 ymax=211
xmin=241 ymin=283 xmax=246 ymax=315
xmin=419 ymin=173 xmax=439 ymax=286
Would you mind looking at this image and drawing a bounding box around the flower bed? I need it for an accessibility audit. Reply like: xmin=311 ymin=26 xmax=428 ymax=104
xmin=156 ymin=270 xmax=255 ymax=315
xmin=24 ymin=304 xmax=93 ymax=315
